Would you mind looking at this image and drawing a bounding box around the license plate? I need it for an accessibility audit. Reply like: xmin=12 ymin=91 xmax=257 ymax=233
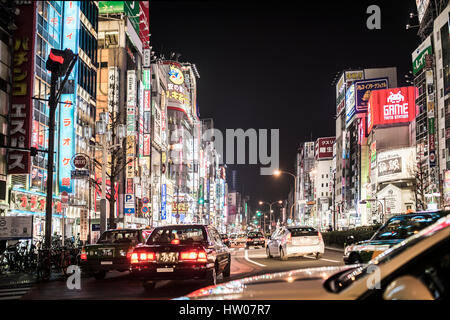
xmin=157 ymin=268 xmax=174 ymax=273
xmin=101 ymin=261 xmax=113 ymax=265
xmin=157 ymin=252 xmax=178 ymax=263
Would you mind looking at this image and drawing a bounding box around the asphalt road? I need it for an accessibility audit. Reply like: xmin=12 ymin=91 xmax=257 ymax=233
xmin=20 ymin=247 xmax=344 ymax=300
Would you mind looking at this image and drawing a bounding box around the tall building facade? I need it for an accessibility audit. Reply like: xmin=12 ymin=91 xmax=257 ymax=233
xmin=6 ymin=1 xmax=98 ymax=239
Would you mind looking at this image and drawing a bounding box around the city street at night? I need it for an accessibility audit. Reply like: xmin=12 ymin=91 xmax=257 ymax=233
xmin=0 ymin=0 xmax=449 ymax=308
xmin=18 ymin=248 xmax=343 ymax=300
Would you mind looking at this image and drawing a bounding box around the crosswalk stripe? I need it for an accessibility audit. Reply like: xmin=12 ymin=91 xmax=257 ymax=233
xmin=0 ymin=285 xmax=32 ymax=300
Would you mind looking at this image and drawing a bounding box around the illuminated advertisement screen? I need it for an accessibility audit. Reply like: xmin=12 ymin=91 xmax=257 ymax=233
xmin=368 ymin=87 xmax=417 ymax=133
xmin=59 ymin=0 xmax=79 ymax=193
xmin=345 ymin=84 xmax=356 ymax=127
xmin=354 ymin=78 xmax=388 ymax=113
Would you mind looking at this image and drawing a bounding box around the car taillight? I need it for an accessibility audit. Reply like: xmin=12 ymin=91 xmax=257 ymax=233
xmin=131 ymin=253 xmax=139 ymax=264
xmin=246 ymin=238 xmax=251 ymax=242
xmin=197 ymin=251 xmax=207 ymax=262
xmin=126 ymin=249 xmax=133 ymax=259
xmin=80 ymin=248 xmax=87 ymax=261
xmin=131 ymin=251 xmax=155 ymax=264
xmin=180 ymin=250 xmax=208 ymax=262
xmin=171 ymin=239 xmax=180 ymax=245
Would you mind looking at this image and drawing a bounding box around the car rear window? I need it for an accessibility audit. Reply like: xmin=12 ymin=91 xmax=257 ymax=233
xmin=147 ymin=227 xmax=206 ymax=244
xmin=372 ymin=214 xmax=442 ymax=240
xmin=247 ymin=232 xmax=263 ymax=238
xmin=288 ymin=227 xmax=318 ymax=237
xmin=97 ymin=230 xmax=140 ymax=244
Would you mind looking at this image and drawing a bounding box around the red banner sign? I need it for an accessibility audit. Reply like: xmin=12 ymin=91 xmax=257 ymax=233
xmin=315 ymin=137 xmax=335 ymax=160
xmin=7 ymin=1 xmax=36 ymax=174
xmin=368 ymin=86 xmax=416 ymax=133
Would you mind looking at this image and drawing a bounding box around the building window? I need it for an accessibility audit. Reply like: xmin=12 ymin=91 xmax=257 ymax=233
xmin=441 ymin=88 xmax=444 ymax=98
xmin=443 ymin=149 xmax=446 ymax=159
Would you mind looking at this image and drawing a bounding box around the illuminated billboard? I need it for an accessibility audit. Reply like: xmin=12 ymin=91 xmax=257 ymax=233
xmin=354 ymin=78 xmax=388 ymax=113
xmin=367 ymin=86 xmax=417 ymax=133
xmin=412 ymin=35 xmax=432 ymax=75
xmin=315 ymin=137 xmax=335 ymax=160
xmin=59 ymin=0 xmax=80 ymax=193
xmin=376 ymin=147 xmax=416 ymax=183
xmin=8 ymin=1 xmax=36 ymax=174
xmin=345 ymin=84 xmax=356 ymax=127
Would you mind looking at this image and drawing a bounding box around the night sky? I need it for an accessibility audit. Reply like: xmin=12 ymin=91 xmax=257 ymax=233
xmin=149 ymin=0 xmax=421 ymax=212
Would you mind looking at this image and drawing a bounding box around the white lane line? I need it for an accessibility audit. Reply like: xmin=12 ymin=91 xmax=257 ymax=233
xmin=320 ymin=258 xmax=341 ymax=263
xmin=244 ymin=249 xmax=266 ymax=267
xmin=300 ymin=255 xmax=341 ymax=263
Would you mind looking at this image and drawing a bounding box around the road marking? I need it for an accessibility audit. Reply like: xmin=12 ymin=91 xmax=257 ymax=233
xmin=301 ymin=255 xmax=341 ymax=263
xmin=244 ymin=249 xmax=266 ymax=267
xmin=320 ymin=258 xmax=341 ymax=263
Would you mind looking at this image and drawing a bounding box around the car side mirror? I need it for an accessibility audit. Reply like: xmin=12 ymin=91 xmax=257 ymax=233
xmin=383 ymin=275 xmax=434 ymax=300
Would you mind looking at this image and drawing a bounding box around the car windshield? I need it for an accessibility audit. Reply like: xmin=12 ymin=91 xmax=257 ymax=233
xmin=147 ymin=227 xmax=206 ymax=244
xmin=371 ymin=213 xmax=443 ymax=240
xmin=248 ymin=232 xmax=263 ymax=238
xmin=288 ymin=227 xmax=318 ymax=237
xmin=97 ymin=230 xmax=139 ymax=244
xmin=327 ymin=215 xmax=450 ymax=293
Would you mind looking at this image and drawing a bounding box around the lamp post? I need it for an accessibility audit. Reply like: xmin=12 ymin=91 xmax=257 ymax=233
xmin=95 ymin=117 xmax=126 ymax=233
xmin=359 ymin=197 xmax=387 ymax=224
xmin=273 ymin=169 xmax=297 ymax=224
xmin=258 ymin=200 xmax=282 ymax=232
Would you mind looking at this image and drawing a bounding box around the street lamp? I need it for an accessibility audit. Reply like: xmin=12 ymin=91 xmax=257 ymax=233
xmin=259 ymin=200 xmax=282 ymax=232
xmin=360 ymin=198 xmax=387 ymax=224
xmin=273 ymin=169 xmax=297 ymax=224
xmin=95 ymin=117 xmax=126 ymax=233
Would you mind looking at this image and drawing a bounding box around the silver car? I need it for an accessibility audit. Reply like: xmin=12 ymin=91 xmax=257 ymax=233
xmin=266 ymin=226 xmax=324 ymax=260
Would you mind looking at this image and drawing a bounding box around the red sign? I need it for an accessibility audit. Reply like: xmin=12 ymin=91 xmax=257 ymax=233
xmin=61 ymin=191 xmax=69 ymax=203
xmin=139 ymin=1 xmax=150 ymax=49
xmin=143 ymin=134 xmax=151 ymax=156
xmin=315 ymin=137 xmax=335 ymax=160
xmin=7 ymin=1 xmax=36 ymax=174
xmin=368 ymin=87 xmax=416 ymax=133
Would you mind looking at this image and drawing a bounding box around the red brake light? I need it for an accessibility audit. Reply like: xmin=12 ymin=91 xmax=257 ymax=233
xmin=126 ymin=249 xmax=133 ymax=259
xmin=80 ymin=248 xmax=87 ymax=261
xmin=180 ymin=250 xmax=208 ymax=262
xmin=180 ymin=251 xmax=198 ymax=260
xmin=171 ymin=239 xmax=180 ymax=245
xmin=131 ymin=251 xmax=155 ymax=264
xmin=197 ymin=251 xmax=207 ymax=262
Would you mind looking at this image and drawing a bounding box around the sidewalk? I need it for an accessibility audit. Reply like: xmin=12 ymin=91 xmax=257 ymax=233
xmin=0 ymin=271 xmax=67 ymax=289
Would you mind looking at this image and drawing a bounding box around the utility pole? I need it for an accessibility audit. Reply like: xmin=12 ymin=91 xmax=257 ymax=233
xmin=45 ymin=49 xmax=77 ymax=249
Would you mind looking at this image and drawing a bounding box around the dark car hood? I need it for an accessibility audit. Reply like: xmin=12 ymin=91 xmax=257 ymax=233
xmin=175 ymin=265 xmax=359 ymax=300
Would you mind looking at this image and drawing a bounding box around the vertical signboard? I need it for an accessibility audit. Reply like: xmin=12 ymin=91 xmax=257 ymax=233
xmin=108 ymin=67 xmax=119 ymax=113
xmin=59 ymin=1 xmax=79 ymax=193
xmin=126 ymin=70 xmax=136 ymax=195
xmin=80 ymin=208 xmax=88 ymax=241
xmin=444 ymin=170 xmax=450 ymax=206
xmin=345 ymin=84 xmax=356 ymax=127
xmin=8 ymin=1 xmax=36 ymax=174
xmin=425 ymin=70 xmax=436 ymax=167
xmin=412 ymin=36 xmax=432 ymax=75
xmin=161 ymin=184 xmax=167 ymax=220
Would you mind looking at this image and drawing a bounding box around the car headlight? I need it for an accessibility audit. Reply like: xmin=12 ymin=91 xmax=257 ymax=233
xmin=344 ymin=245 xmax=353 ymax=256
